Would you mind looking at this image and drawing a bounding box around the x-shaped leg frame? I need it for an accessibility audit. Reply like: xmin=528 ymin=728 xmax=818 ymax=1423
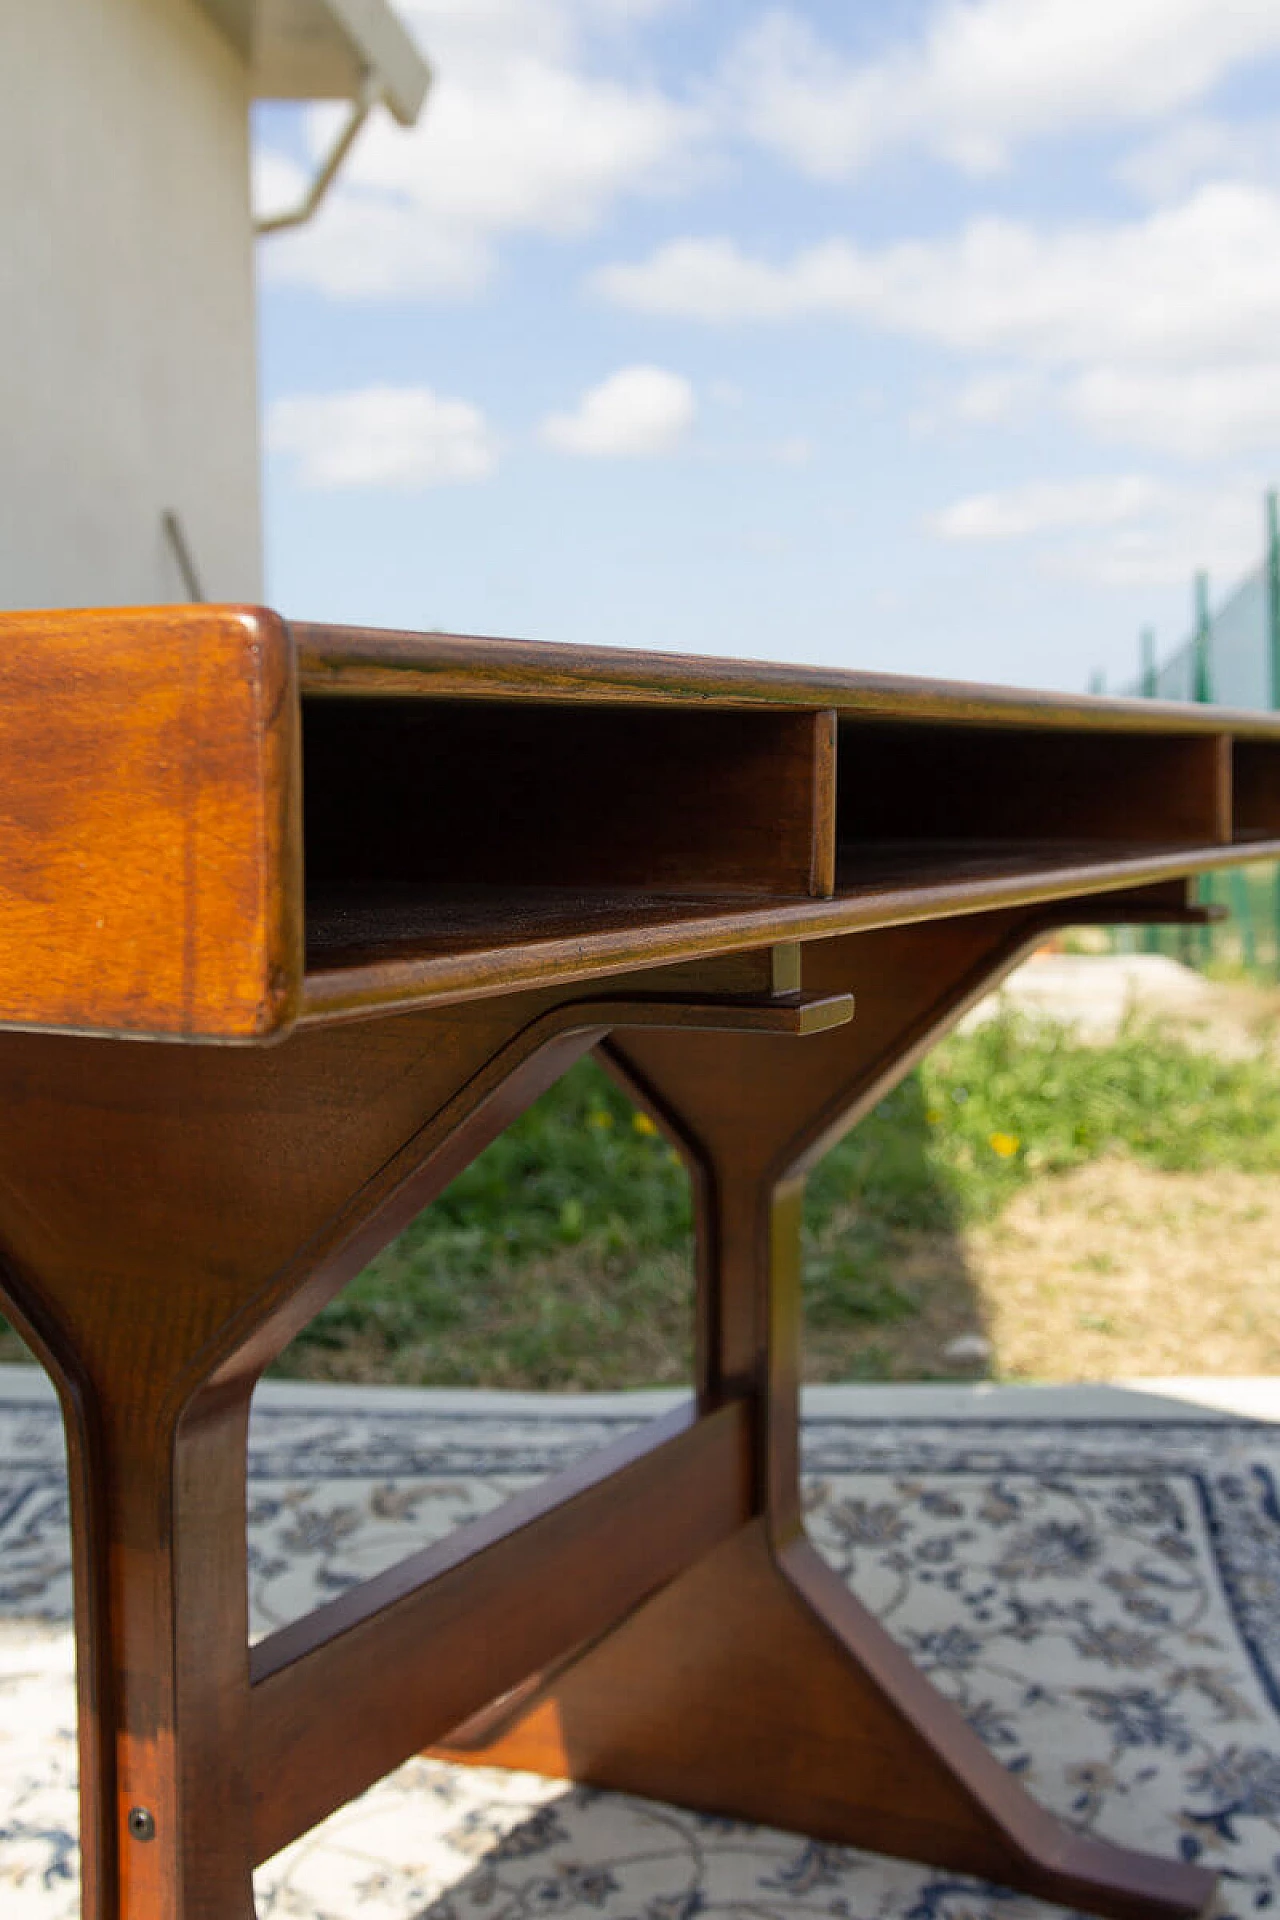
xmin=0 ymin=892 xmax=1216 ymax=1920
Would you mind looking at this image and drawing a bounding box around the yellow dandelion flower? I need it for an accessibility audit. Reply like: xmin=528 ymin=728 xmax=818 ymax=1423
xmin=988 ymin=1131 xmax=1019 ymax=1158
xmin=925 ymin=1107 xmax=944 ymax=1125
xmin=587 ymin=1109 xmax=614 ymax=1130
xmin=632 ymin=1111 xmax=659 ymax=1136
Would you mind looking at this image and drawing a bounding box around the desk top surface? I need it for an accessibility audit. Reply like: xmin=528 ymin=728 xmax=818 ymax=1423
xmin=295 ymin=618 xmax=1280 ymax=737
xmin=1 ymin=604 xmax=1279 ymax=1044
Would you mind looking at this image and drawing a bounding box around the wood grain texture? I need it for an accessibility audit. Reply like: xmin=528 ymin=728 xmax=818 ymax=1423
xmin=0 ymin=606 xmax=300 ymax=1041
xmin=836 ymin=722 xmax=1233 ymax=847
xmin=303 ymin=699 xmax=836 ymax=900
xmin=295 ymin=618 xmax=1280 ymax=738
xmin=0 ymin=606 xmax=1276 ymax=1039
xmin=0 ymin=959 xmax=840 ymax=1917
xmin=436 ymin=910 xmax=1216 ymax=1920
xmin=249 ymin=1400 xmax=752 ymax=1863
xmin=438 ymin=1521 xmax=1212 ymax=1920
xmin=1 ymin=602 xmax=1267 ymax=1919
xmin=298 ymin=837 xmax=1280 ymax=1025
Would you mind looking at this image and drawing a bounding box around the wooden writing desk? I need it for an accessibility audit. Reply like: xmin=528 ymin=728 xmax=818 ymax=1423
xmin=2 ymin=605 xmax=1277 ymax=1920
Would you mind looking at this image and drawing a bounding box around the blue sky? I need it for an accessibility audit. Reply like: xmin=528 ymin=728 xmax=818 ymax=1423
xmin=253 ymin=1 xmax=1280 ymax=693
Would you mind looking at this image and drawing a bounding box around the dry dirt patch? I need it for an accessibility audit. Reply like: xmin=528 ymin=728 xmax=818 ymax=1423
xmin=806 ymin=1156 xmax=1280 ymax=1383
xmin=980 ymin=1157 xmax=1280 ymax=1379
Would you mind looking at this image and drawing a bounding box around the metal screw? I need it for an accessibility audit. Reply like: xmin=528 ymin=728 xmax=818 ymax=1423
xmin=127 ymin=1806 xmax=156 ymax=1843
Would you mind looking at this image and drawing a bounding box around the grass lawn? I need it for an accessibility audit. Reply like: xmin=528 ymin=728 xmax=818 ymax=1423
xmin=266 ymin=1010 xmax=1280 ymax=1389
xmin=5 ymin=1010 xmax=1279 ymax=1387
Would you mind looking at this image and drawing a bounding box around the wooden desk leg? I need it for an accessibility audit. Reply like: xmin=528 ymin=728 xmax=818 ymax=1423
xmin=81 ymin=1388 xmax=258 ymax=1920
xmin=0 ymin=985 xmax=778 ymax=1919
xmin=0 ymin=1006 xmax=600 ymax=1920
xmin=2 ymin=1299 xmax=258 ymax=1920
xmin=437 ymin=917 xmax=1217 ymax=1920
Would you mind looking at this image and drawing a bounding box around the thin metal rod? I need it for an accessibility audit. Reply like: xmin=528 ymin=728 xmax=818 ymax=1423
xmin=160 ymin=510 xmax=204 ymax=603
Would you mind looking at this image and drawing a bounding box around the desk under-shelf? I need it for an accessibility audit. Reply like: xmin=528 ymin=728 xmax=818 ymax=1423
xmin=0 ymin=604 xmax=1271 ymax=1920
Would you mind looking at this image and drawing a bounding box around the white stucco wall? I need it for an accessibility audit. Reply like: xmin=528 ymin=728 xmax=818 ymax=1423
xmin=0 ymin=0 xmax=262 ymax=609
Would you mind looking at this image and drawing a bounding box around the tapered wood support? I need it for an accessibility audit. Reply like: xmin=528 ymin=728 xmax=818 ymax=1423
xmin=63 ymin=1384 xmax=258 ymax=1920
xmin=437 ymin=915 xmax=1216 ymax=1920
xmin=0 ymin=966 xmax=839 ymax=1920
xmin=437 ymin=1521 xmax=1212 ymax=1920
xmin=248 ymin=1401 xmax=753 ymax=1863
xmin=0 ymin=911 xmax=1223 ymax=1920
xmin=0 ymin=599 xmax=1266 ymax=1920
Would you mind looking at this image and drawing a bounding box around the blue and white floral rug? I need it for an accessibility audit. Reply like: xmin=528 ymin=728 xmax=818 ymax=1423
xmin=4 ymin=1376 xmax=1280 ymax=1920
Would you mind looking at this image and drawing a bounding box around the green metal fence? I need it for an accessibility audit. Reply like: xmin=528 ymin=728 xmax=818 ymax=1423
xmin=1106 ymin=489 xmax=1280 ymax=978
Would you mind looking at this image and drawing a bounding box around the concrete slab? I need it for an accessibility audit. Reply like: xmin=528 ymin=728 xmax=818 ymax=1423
xmin=3 ymin=1363 xmax=1275 ymax=1424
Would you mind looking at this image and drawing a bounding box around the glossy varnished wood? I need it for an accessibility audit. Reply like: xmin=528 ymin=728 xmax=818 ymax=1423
xmin=298 ymin=838 xmax=1278 ymax=1024
xmin=0 ymin=919 xmax=1218 ymax=1920
xmin=249 ymin=1399 xmax=751 ymax=1862
xmin=0 ymin=962 xmax=840 ymax=1920
xmin=433 ymin=909 xmax=1216 ymax=1920
xmin=294 ymin=618 xmax=1280 ymax=735
xmin=0 ymin=607 xmax=299 ymax=1039
xmin=439 ymin=1520 xmax=1211 ymax=1920
xmin=0 ymin=602 xmax=1260 ymax=1920
xmin=0 ymin=606 xmax=1279 ymax=1039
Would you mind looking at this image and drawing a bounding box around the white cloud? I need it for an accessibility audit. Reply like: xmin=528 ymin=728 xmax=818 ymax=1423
xmin=930 ymin=476 xmax=1263 ymax=588
xmin=596 ymin=186 xmax=1280 ymax=366
xmin=257 ymin=1 xmax=704 ymax=301
xmin=261 ymin=195 xmax=491 ymax=300
xmin=397 ymin=0 xmax=680 ymax=66
xmin=267 ymin=387 xmax=499 ymax=488
xmin=725 ymin=1 xmax=1280 ymax=180
xmin=1069 ymin=364 xmax=1280 ymax=460
xmin=593 ymin=235 xmax=837 ymax=320
xmin=952 ymin=368 xmax=1044 ymax=424
xmin=932 ymin=476 xmax=1162 ymax=542
xmin=1116 ymin=115 xmax=1280 ymax=203
xmin=1051 ymin=492 xmax=1265 ymax=589
xmin=946 ymin=359 xmax=1280 ymax=460
xmin=594 ymin=184 xmax=1280 ymax=459
xmin=540 ymin=365 xmax=695 ymax=456
xmin=337 ymin=66 xmax=694 ymax=239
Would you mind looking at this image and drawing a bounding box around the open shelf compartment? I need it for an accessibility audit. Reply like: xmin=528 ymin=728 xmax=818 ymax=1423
xmin=834 ymin=717 xmax=1233 ymax=891
xmin=295 ymin=690 xmax=1280 ymax=1021
xmin=302 ymin=697 xmax=835 ymax=972
xmin=1233 ymin=739 xmax=1280 ymax=844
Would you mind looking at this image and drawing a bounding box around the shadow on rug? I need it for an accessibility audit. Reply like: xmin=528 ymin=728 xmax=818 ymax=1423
xmin=3 ymin=1394 xmax=1280 ymax=1918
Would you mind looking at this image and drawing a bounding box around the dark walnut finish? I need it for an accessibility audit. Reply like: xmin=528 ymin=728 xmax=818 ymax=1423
xmin=0 ymin=607 xmax=299 ymax=1041
xmin=0 ymin=605 xmax=1266 ymax=1920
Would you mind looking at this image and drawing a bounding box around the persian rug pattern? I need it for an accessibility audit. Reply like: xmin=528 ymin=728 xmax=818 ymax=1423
xmin=3 ymin=1391 xmax=1280 ymax=1919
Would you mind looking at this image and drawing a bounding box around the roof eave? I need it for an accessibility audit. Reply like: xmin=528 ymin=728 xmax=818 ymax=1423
xmin=198 ymin=0 xmax=430 ymax=126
